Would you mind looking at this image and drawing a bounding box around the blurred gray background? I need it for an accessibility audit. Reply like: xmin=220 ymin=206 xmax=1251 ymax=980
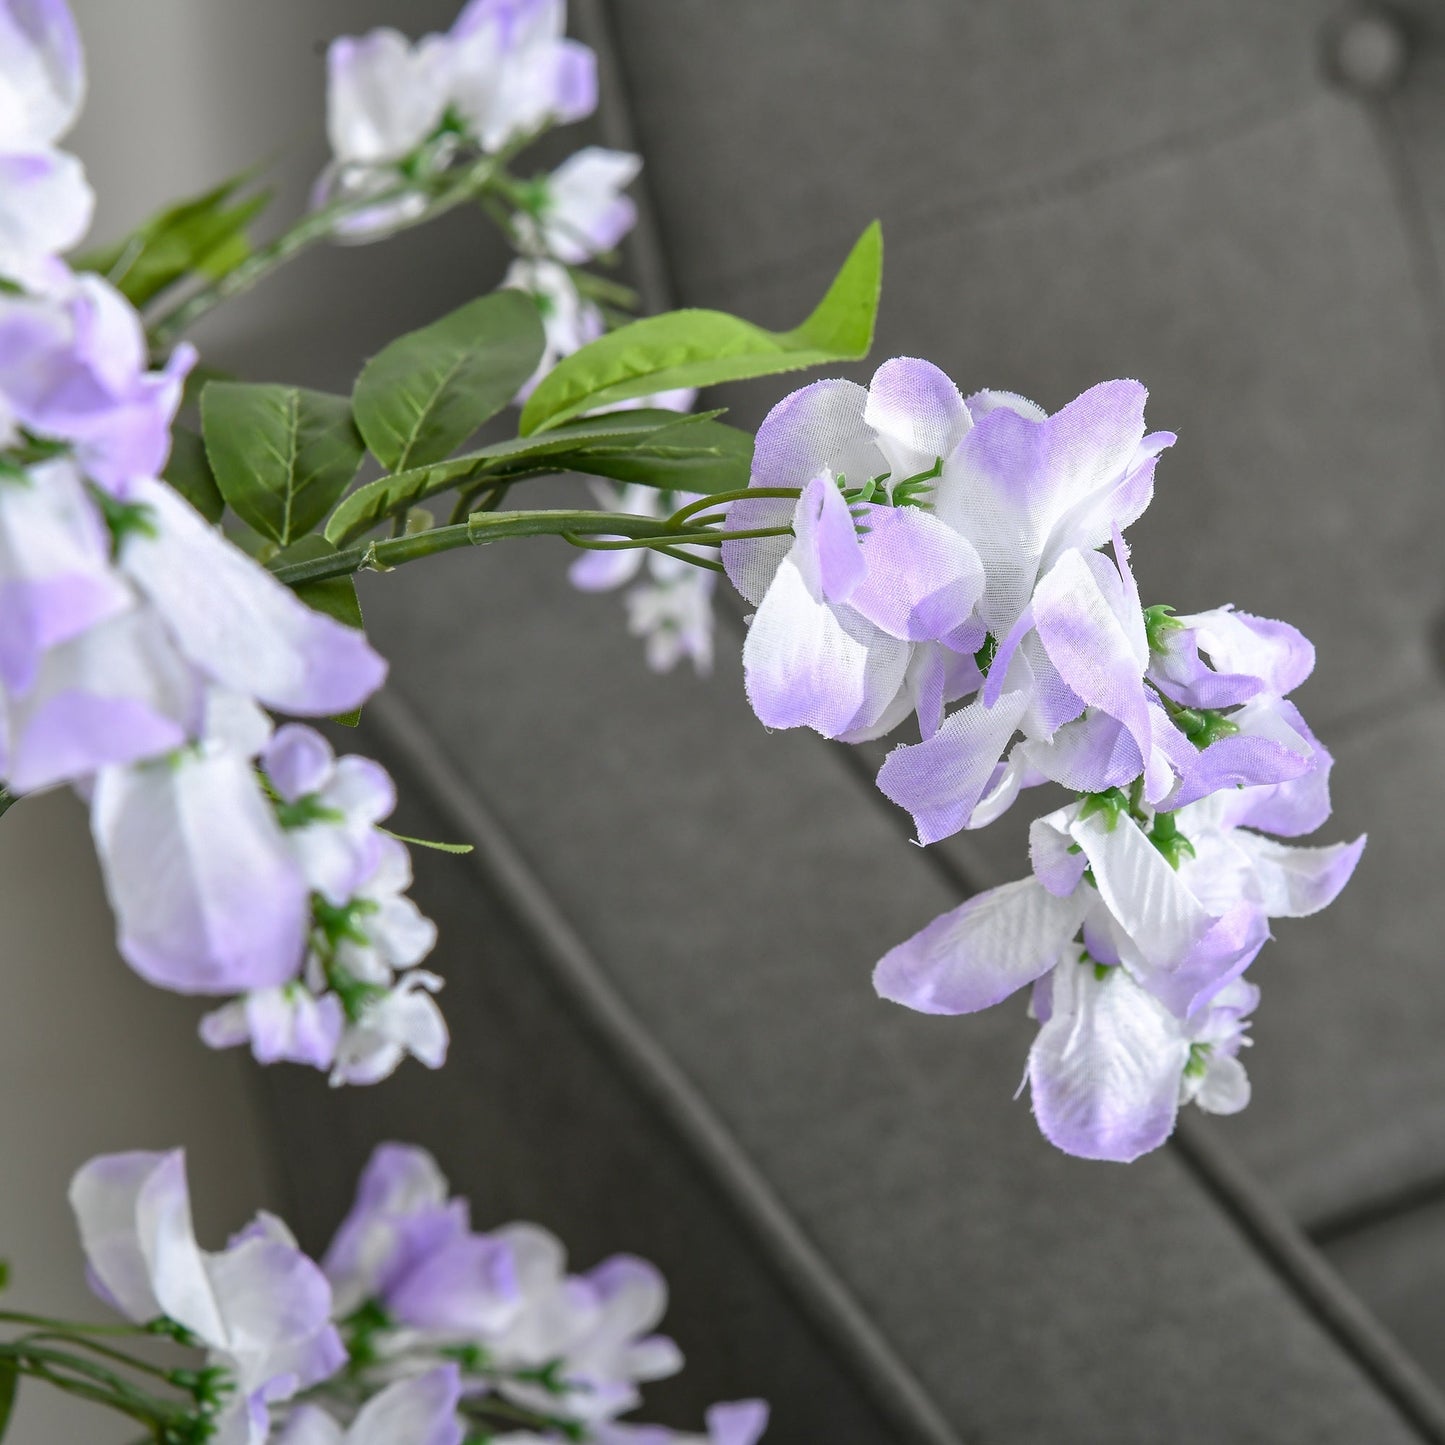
xmin=15 ymin=1 xmax=1445 ymax=1441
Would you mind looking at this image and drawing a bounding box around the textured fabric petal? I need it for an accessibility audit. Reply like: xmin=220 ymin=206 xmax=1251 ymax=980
xmin=0 ymin=0 xmax=85 ymax=148
xmin=122 ymin=479 xmax=386 ymax=715
xmin=1194 ymin=1054 xmax=1250 ymax=1115
xmin=322 ymin=1144 xmax=452 ymax=1315
xmin=793 ymin=473 xmax=866 ymax=603
xmin=91 ymin=748 xmax=310 ymax=994
xmin=1234 ymin=832 xmax=1366 ymax=918
xmin=874 ymin=877 xmax=1087 ymax=1015
xmin=1028 ymin=961 xmax=1189 ymax=1163
xmin=705 ymin=1401 xmax=771 ymax=1445
xmin=274 ymin=1405 xmax=346 ymax=1445
xmin=540 ymin=146 xmax=640 ymax=263
xmin=68 ymin=1151 xmax=173 ymax=1324
xmin=1180 ymin=605 xmax=1314 ymax=697
xmin=347 ymin=1367 xmax=463 ymax=1445
xmin=1033 ymin=548 xmax=1152 ymax=776
xmin=263 ymin=725 xmax=335 ymax=803
xmin=205 ymin=1221 xmax=339 ymax=1393
xmin=723 ymin=379 xmax=881 ymax=606
xmin=0 ymin=457 xmax=130 ymax=693
xmin=936 ymin=380 xmax=1148 ymax=631
xmin=1017 ymin=709 xmax=1143 ymax=795
xmin=0 ymin=149 xmax=92 ymax=274
xmin=7 ymin=606 xmax=200 ymax=792
xmin=387 ymin=1234 xmax=519 ymax=1334
xmin=1028 ymin=807 xmax=1089 ymax=897
xmin=326 ymin=29 xmax=447 ymax=165
xmin=861 ymin=356 xmax=967 ymax=481
xmin=742 ymin=554 xmax=907 ymax=736
xmin=875 ymin=688 xmax=1027 ymax=844
xmin=849 ymin=506 xmax=984 ymax=641
xmin=1148 ymin=901 xmax=1269 ymax=1018
xmin=1068 ymin=810 xmax=1212 ymax=974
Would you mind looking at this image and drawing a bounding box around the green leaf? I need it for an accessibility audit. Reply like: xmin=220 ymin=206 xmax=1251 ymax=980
xmin=519 ymin=221 xmax=882 ymax=435
xmin=0 ymin=1356 xmax=16 ymax=1442
xmin=74 ymin=174 xmax=270 ymax=308
xmin=163 ymin=426 xmax=224 ymax=523
xmin=352 ymin=289 xmax=546 ymax=473
xmin=275 ymin=536 xmax=365 ymax=725
xmin=202 ymin=382 xmax=365 ymax=547
xmin=324 ymin=409 xmax=711 ymax=544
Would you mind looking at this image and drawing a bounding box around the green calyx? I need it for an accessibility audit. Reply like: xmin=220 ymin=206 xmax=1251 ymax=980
xmin=1184 ymin=1042 xmax=1213 ymax=1080
xmin=272 ymin=793 xmax=345 ymax=831
xmin=974 ymin=632 xmax=998 ymax=677
xmin=91 ymin=487 xmax=159 ymax=556
xmin=1173 ymin=706 xmax=1240 ymax=750
xmin=1077 ymin=786 xmax=1132 ymax=831
xmin=1143 ymin=603 xmax=1184 ymax=654
xmin=837 ymin=455 xmax=942 ymax=511
xmin=1149 ymin=810 xmax=1196 ymax=870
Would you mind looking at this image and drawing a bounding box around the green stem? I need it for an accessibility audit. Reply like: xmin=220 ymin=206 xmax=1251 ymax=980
xmin=268 ymin=510 xmax=792 ymax=587
xmin=16 ymin=1331 xmax=174 ymax=1382
xmin=0 ymin=1310 xmax=151 ymax=1338
xmin=667 ymin=486 xmax=799 ymax=528
xmin=147 ymin=154 xmax=505 ymax=352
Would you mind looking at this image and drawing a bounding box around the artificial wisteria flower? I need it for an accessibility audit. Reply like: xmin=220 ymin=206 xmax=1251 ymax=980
xmin=0 ymin=0 xmax=93 ymax=284
xmin=723 ymin=366 xmax=989 ymax=741
xmin=275 ymin=1369 xmax=464 ymax=1445
xmin=200 ymin=726 xmax=448 ymax=1087
xmin=724 ymin=362 xmax=1173 ymax=819
xmin=317 ymin=0 xmax=597 ymax=240
xmin=274 ymin=1364 xmax=462 ymax=1445
xmin=323 ymin=1144 xmax=689 ymax=1433
xmin=60 ymin=1143 xmax=765 ymax=1444
xmin=570 ymin=483 xmax=715 ymax=674
xmin=70 ymin=1149 xmax=346 ymax=1445
xmin=875 ymin=787 xmax=1364 ymax=1160
xmin=517 ymin=146 xmax=641 ymax=264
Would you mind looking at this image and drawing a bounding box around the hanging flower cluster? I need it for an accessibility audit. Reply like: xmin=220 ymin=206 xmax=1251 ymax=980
xmin=0 ymin=1 xmax=447 ymax=1087
xmin=67 ymin=1143 xmax=769 ymax=1445
xmin=721 ymin=360 xmax=1363 ymax=1161
xmin=320 ymin=4 xmax=711 ymax=673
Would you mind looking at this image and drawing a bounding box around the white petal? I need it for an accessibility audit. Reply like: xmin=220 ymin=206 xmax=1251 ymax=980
xmin=122 ymin=479 xmax=386 ymax=716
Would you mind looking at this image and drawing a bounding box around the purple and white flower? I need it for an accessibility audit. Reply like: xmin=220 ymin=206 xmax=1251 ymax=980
xmin=519 ymin=147 xmax=641 ymax=263
xmin=874 ymin=792 xmax=1364 ymax=1158
xmin=0 ymin=0 xmax=93 ymax=282
xmin=70 ymin=1149 xmax=345 ymax=1445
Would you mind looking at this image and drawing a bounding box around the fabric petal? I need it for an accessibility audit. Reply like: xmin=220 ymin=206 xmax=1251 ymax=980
xmin=122 ymin=479 xmax=386 ymax=716
xmin=876 ymin=688 xmax=1027 ymax=844
xmin=874 ymin=877 xmax=1087 ymax=1015
xmin=1028 ymin=961 xmax=1189 ymax=1163
xmin=347 ymin=1367 xmax=463 ymax=1445
xmin=91 ymin=747 xmax=310 ymax=995
xmin=849 ymin=505 xmax=984 ymax=641
xmin=722 ymin=379 xmax=881 ymax=606
xmin=861 ymin=356 xmax=967 ymax=481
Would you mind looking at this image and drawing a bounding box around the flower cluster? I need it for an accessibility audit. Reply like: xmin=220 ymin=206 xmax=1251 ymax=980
xmin=319 ymin=0 xmax=598 ymax=240
xmin=321 ymin=2 xmax=709 ymax=672
xmin=70 ymin=1144 xmax=769 ymax=1445
xmin=199 ymin=726 xmax=448 ymax=1087
xmin=0 ymin=3 xmax=447 ymax=1086
xmin=0 ymin=0 xmax=92 ymax=287
xmin=722 ymin=360 xmax=1363 ymax=1160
